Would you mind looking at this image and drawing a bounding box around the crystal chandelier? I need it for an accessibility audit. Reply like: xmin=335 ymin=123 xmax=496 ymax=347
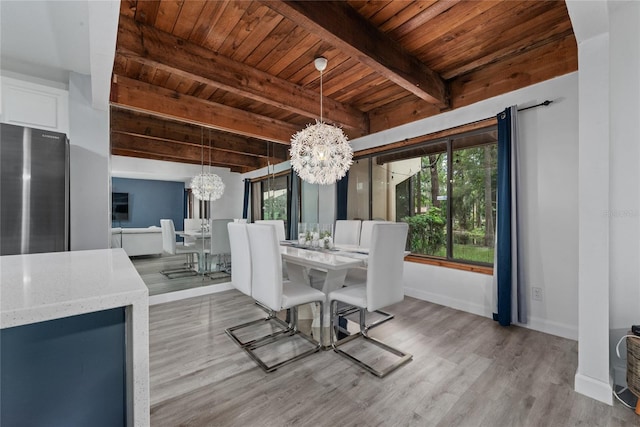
xmin=290 ymin=57 xmax=353 ymax=185
xmin=191 ymin=130 xmax=225 ymax=201
xmin=190 ymin=172 xmax=224 ymax=201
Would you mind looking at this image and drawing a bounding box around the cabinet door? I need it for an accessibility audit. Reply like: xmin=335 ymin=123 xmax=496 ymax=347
xmin=1 ymin=308 xmax=127 ymax=427
xmin=0 ymin=76 xmax=69 ymax=134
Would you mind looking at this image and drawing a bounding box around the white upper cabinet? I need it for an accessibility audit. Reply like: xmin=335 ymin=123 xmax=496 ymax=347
xmin=0 ymin=76 xmax=69 ymax=134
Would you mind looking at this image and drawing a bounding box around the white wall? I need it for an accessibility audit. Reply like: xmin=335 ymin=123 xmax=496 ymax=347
xmin=566 ymin=0 xmax=640 ymax=404
xmin=352 ymin=73 xmax=580 ymax=340
xmin=607 ymin=0 xmax=640 ymax=389
xmin=68 ymin=72 xmax=110 ymax=250
xmin=111 ymin=156 xmax=244 ymax=220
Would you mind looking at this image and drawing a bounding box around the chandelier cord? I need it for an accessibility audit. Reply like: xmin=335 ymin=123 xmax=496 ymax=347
xmin=200 ymin=128 xmax=204 ymax=176
xmin=319 ymin=67 xmax=323 ymax=122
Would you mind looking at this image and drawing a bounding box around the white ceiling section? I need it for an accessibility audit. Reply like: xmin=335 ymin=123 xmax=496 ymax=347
xmin=0 ymin=0 xmax=119 ymax=110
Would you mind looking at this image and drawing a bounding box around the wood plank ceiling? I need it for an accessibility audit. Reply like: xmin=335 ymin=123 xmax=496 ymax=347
xmin=111 ymin=0 xmax=577 ymax=173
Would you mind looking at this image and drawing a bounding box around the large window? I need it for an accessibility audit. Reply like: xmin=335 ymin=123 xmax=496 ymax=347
xmin=347 ymin=126 xmax=497 ymax=265
xmin=250 ymin=172 xmax=292 ymax=236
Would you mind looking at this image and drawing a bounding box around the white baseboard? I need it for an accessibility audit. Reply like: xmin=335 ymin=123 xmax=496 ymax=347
xmin=404 ymin=286 xmax=492 ymax=319
xmin=149 ymin=281 xmax=233 ymax=306
xmin=574 ymin=371 xmax=614 ymax=405
xmin=515 ymin=316 xmax=578 ymax=341
xmin=404 ymin=286 xmax=578 ymax=341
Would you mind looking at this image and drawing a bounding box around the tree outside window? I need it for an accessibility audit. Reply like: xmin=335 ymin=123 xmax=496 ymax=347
xmin=349 ymin=126 xmax=497 ymax=266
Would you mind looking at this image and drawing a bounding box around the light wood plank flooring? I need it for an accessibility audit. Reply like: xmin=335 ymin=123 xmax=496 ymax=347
xmin=149 ymin=292 xmax=637 ymax=426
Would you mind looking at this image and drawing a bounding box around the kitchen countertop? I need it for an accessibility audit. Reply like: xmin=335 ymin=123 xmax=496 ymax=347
xmin=1 ymin=248 xmax=147 ymax=329
xmin=0 ymin=247 xmax=149 ymax=426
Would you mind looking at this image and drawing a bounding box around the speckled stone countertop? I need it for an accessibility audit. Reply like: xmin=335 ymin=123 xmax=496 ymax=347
xmin=0 ymin=248 xmax=149 ymax=426
xmin=1 ymin=248 xmax=147 ymax=328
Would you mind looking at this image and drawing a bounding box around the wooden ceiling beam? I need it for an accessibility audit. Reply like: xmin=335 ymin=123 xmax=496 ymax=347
xmin=111 ymin=132 xmax=268 ymax=169
xmin=111 ymin=149 xmax=249 ymax=174
xmin=116 ymin=15 xmax=367 ymax=132
xmin=111 ymin=75 xmax=299 ymax=144
xmin=110 ymin=108 xmax=289 ymax=162
xmin=263 ymin=0 xmax=449 ymax=108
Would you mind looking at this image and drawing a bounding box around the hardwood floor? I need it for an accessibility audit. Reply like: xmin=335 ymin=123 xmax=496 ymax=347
xmin=149 ymin=292 xmax=637 ymax=426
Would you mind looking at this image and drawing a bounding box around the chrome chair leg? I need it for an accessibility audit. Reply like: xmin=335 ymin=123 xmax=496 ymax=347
xmin=336 ymin=303 xmax=394 ymax=330
xmin=225 ymin=310 xmax=291 ymax=348
xmin=330 ymin=300 xmax=412 ymax=378
xmin=240 ymin=302 xmax=323 ymax=373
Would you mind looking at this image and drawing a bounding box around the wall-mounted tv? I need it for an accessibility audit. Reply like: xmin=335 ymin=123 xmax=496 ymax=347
xmin=112 ymin=192 xmax=129 ymax=221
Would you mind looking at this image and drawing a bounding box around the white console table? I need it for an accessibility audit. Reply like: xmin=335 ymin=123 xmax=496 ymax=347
xmin=0 ymin=248 xmax=149 ymax=426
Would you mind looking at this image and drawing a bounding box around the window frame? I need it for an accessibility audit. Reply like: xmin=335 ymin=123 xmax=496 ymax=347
xmin=352 ymin=121 xmax=498 ymax=271
xmin=249 ymin=169 xmax=301 ymax=239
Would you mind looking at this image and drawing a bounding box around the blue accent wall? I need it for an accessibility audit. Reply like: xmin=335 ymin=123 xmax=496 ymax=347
xmin=1 ymin=308 xmax=126 ymax=427
xmin=112 ymin=177 xmax=184 ymax=231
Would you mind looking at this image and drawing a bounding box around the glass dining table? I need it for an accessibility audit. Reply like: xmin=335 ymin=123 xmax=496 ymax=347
xmin=280 ymin=243 xmax=368 ymax=346
xmin=176 ymin=229 xmax=211 ymax=273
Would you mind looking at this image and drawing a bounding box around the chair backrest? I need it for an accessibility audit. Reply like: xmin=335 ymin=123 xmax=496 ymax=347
xmin=210 ymin=219 xmax=233 ymax=255
xmin=359 ymin=220 xmax=387 ymax=248
xmin=160 ymin=219 xmax=177 ymax=255
xmin=334 ymin=220 xmax=361 ymax=246
xmin=233 ymin=218 xmax=248 ymax=223
xmin=255 ymin=219 xmax=286 ymax=241
xmin=246 ymin=224 xmax=283 ymax=311
xmin=366 ymin=222 xmax=409 ymax=312
xmin=184 ymin=218 xmax=204 ymax=231
xmin=227 ymin=223 xmax=251 ymax=297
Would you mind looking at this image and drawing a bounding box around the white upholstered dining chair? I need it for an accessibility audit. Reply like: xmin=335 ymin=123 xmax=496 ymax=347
xmin=206 ymin=219 xmax=232 ymax=273
xmin=358 ymin=220 xmax=387 ymax=249
xmin=334 ymin=220 xmax=361 ymax=246
xmin=159 ymin=219 xmax=199 ymax=278
xmin=254 ymin=219 xmax=288 ymax=278
xmin=224 ymin=223 xmax=289 ymax=348
xmin=254 ymin=219 xmax=286 ymax=241
xmin=243 ymin=223 xmax=326 ymax=372
xmin=328 ymin=222 xmax=412 ymax=377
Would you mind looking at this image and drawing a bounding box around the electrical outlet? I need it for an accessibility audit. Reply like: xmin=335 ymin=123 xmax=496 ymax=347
xmin=532 ymin=287 xmax=543 ymax=302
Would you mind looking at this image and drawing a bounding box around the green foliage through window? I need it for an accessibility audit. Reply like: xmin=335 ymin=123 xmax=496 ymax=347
xmin=402 ymin=207 xmax=446 ymax=255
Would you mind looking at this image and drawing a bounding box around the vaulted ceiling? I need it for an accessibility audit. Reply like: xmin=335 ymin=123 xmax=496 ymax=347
xmin=110 ymin=0 xmax=577 ymax=173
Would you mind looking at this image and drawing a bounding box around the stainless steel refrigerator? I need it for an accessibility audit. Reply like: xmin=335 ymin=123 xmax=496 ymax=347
xmin=1 ymin=123 xmax=69 ymax=255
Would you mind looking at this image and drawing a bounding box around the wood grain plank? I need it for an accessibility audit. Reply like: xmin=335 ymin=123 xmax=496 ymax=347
xmin=201 ymin=1 xmax=247 ymax=52
xmin=111 ymin=75 xmax=300 ymax=144
xmin=368 ymin=96 xmax=442 ymax=133
xmin=116 ymin=16 xmax=367 ymax=131
xmin=228 ymin=6 xmax=284 ymax=63
xmin=243 ymin=16 xmax=297 ymax=68
xmin=217 ymin=2 xmax=269 ymax=59
xmin=146 ymin=292 xmax=636 ymax=426
xmin=364 ymin=0 xmax=415 ymax=28
xmin=111 ymin=132 xmax=267 ymax=169
xmin=110 ymin=108 xmax=289 ymax=161
xmin=264 ymin=0 xmax=449 ymax=107
xmin=450 ymin=35 xmax=577 ymax=110
xmin=171 ymin=0 xmax=205 ymax=40
xmin=399 ymin=0 xmax=499 ymax=53
xmin=134 ymin=0 xmax=160 ymax=25
xmin=154 ymin=0 xmax=184 ymax=34
xmin=437 ymin=5 xmax=573 ymax=79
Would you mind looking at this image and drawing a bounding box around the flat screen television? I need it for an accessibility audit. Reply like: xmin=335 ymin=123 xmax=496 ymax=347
xmin=112 ymin=192 xmax=129 ymax=221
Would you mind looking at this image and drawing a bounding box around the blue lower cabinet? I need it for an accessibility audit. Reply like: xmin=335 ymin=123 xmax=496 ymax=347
xmin=1 ymin=308 xmax=126 ymax=427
